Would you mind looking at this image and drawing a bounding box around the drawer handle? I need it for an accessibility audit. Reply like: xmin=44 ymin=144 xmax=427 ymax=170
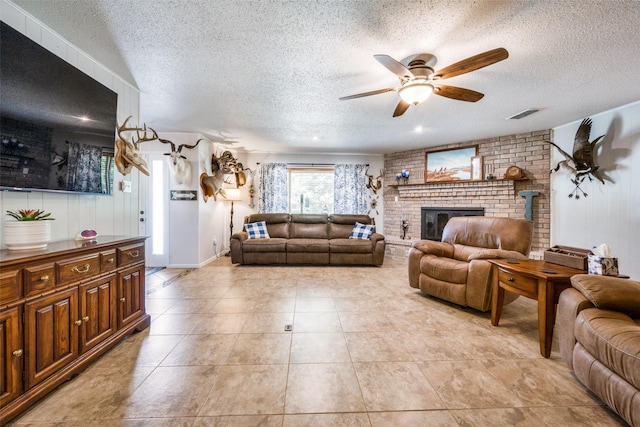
xmin=508 ymin=277 xmax=514 ymax=282
xmin=107 ymin=257 xmax=115 ymax=264
xmin=40 ymin=275 xmax=50 ymax=282
xmin=74 ymin=320 xmax=82 ymax=326
xmin=71 ymin=263 xmax=91 ymax=274
xmin=120 ymin=297 xmax=126 ymax=303
xmin=83 ymin=316 xmax=90 ymax=322
xmin=12 ymin=349 xmax=23 ymax=357
xmin=127 ymin=251 xmax=140 ymax=258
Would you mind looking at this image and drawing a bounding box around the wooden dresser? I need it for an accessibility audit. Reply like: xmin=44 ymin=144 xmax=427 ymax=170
xmin=0 ymin=236 xmax=150 ymax=424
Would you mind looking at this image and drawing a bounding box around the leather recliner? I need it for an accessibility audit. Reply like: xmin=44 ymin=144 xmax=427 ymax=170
xmin=558 ymin=274 xmax=640 ymax=427
xmin=408 ymin=216 xmax=533 ymax=311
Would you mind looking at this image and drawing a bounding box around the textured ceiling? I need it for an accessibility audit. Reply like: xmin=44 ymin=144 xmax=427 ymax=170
xmin=10 ymin=0 xmax=640 ymax=154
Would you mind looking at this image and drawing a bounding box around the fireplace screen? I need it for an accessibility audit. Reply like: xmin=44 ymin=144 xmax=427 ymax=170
xmin=421 ymin=207 xmax=485 ymax=241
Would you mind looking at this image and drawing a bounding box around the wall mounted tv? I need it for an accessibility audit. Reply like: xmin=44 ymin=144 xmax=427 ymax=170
xmin=0 ymin=21 xmax=118 ymax=195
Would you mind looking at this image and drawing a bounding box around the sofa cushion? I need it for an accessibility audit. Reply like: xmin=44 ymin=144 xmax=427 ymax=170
xmin=328 ymin=214 xmax=373 ymax=239
xmin=287 ymin=238 xmax=329 ymax=253
xmin=245 ymin=221 xmax=270 ymax=239
xmin=575 ymin=308 xmax=640 ymax=390
xmin=349 ymin=222 xmax=375 ymax=240
xmin=242 ymin=238 xmax=287 ymax=253
xmin=245 ymin=213 xmax=290 ymax=238
xmin=419 ymin=254 xmax=468 ymax=284
xmin=289 ymin=214 xmax=329 ymax=239
xmin=329 ymin=238 xmax=373 ymax=254
xmin=571 ymin=274 xmax=640 ymax=318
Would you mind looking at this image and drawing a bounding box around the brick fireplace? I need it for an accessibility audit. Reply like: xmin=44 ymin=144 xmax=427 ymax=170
xmin=384 ymin=130 xmax=551 ymax=258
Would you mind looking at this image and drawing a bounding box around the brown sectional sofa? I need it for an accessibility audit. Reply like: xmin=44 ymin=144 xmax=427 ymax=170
xmin=558 ymin=274 xmax=640 ymax=427
xmin=230 ymin=213 xmax=385 ymax=265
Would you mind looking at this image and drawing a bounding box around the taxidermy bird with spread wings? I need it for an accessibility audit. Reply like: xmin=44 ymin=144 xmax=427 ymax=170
xmin=548 ymin=118 xmax=605 ymax=199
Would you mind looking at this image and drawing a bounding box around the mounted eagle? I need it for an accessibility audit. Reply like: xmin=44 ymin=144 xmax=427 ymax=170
xmin=548 ymin=117 xmax=605 ymax=198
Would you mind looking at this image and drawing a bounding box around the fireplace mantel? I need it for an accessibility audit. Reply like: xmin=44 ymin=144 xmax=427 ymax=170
xmin=389 ymin=179 xmax=516 ymax=198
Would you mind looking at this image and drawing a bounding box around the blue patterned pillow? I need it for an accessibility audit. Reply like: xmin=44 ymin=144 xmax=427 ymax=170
xmin=245 ymin=221 xmax=270 ymax=239
xmin=349 ymin=222 xmax=375 ymax=240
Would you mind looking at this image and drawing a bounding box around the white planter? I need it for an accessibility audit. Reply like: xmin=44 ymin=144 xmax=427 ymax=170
xmin=3 ymin=221 xmax=52 ymax=250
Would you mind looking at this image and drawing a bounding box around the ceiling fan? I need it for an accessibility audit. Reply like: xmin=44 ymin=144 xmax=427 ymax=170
xmin=339 ymin=47 xmax=509 ymax=117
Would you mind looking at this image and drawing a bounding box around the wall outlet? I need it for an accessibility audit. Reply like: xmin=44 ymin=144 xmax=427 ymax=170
xmin=213 ymin=237 xmax=217 ymax=246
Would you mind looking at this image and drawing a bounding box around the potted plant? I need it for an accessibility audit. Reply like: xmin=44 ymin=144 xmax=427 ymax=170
xmin=4 ymin=209 xmax=55 ymax=250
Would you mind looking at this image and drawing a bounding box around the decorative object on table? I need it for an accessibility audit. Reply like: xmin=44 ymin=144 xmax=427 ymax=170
xmin=504 ymin=165 xmax=527 ymax=180
xmin=547 ymin=117 xmax=606 ymax=199
xmin=224 ymin=188 xmax=242 ymax=256
xmin=543 ymin=245 xmax=589 ymax=270
xmin=588 ymin=243 xmax=619 ymax=276
xmin=114 ymin=116 xmax=158 ymax=176
xmin=425 ymin=145 xmax=477 ymax=182
xmin=339 ymin=47 xmax=508 ymax=117
xmin=471 ymin=156 xmax=483 ymax=180
xmin=4 ymin=209 xmax=55 ymax=250
xmin=75 ymin=229 xmax=98 ymax=240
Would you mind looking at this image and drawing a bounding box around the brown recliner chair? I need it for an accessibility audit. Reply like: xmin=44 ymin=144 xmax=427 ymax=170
xmin=558 ymin=275 xmax=640 ymax=427
xmin=408 ymin=216 xmax=533 ymax=311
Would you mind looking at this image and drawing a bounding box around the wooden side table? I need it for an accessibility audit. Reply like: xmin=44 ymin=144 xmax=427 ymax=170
xmin=489 ymin=259 xmax=585 ymax=358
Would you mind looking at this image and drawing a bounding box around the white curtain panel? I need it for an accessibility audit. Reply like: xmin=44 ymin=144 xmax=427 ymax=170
xmin=258 ymin=163 xmax=288 ymax=213
xmin=334 ymin=164 xmax=368 ymax=214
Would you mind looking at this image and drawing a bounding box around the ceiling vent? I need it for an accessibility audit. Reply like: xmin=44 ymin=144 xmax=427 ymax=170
xmin=506 ymin=108 xmax=539 ymax=120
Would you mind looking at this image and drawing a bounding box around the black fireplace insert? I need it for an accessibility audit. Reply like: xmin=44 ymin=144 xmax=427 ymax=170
xmin=421 ymin=207 xmax=485 ymax=241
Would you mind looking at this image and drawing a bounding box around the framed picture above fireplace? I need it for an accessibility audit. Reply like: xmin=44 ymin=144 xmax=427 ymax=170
xmin=425 ymin=145 xmax=478 ymax=183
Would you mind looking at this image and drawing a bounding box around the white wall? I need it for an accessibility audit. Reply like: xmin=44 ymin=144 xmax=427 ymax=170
xmin=140 ymin=135 xmax=229 ymax=268
xmin=242 ymin=152 xmax=385 ymax=233
xmin=0 ymin=1 xmax=141 ymax=248
xmin=551 ymin=100 xmax=640 ymax=280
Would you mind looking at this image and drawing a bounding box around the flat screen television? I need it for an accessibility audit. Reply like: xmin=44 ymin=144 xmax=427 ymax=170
xmin=0 ymin=21 xmax=118 ymax=195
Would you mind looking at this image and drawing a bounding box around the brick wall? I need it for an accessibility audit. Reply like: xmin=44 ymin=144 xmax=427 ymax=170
xmin=384 ymin=130 xmax=551 ymax=254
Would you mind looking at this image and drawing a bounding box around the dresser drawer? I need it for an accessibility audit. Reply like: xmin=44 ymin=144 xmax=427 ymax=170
xmin=57 ymin=254 xmax=101 ymax=286
xmin=498 ymin=269 xmax=538 ymax=296
xmin=100 ymin=249 xmax=117 ymax=273
xmin=117 ymin=243 xmax=145 ymax=267
xmin=24 ymin=263 xmax=56 ymax=297
xmin=0 ymin=268 xmax=21 ymax=304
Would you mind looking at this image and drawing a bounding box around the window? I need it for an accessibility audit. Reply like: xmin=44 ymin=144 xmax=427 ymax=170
xmin=288 ymin=168 xmax=334 ymax=214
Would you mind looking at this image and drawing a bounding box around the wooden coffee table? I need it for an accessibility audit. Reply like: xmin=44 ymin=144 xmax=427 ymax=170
xmin=489 ymin=258 xmax=585 ymax=358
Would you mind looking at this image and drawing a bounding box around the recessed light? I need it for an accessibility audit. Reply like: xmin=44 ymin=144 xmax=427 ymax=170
xmin=312 ymin=136 xmax=319 ymax=141
xmin=414 ymin=126 xmax=423 ymax=133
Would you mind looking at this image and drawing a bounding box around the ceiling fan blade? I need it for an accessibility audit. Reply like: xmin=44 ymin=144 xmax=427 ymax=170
xmin=339 ymin=88 xmax=396 ymax=101
xmin=433 ymin=48 xmax=508 ymax=80
xmin=433 ymin=85 xmax=484 ymax=102
xmin=392 ymin=100 xmax=411 ymax=117
xmin=374 ymin=54 xmax=414 ymax=80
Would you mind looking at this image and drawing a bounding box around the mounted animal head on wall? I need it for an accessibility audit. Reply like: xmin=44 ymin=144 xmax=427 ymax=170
xmin=158 ymin=138 xmax=202 ymax=185
xmin=547 ymin=117 xmax=606 ymax=199
xmin=114 ymin=116 xmax=158 ymax=176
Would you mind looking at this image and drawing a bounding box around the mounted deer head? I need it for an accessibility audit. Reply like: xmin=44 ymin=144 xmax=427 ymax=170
xmin=159 ymin=138 xmax=201 ymax=184
xmin=365 ymin=167 xmax=383 ymax=195
xmin=114 ymin=116 xmax=158 ymax=176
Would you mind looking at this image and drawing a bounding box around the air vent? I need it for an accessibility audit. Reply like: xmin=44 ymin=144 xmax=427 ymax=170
xmin=506 ymin=109 xmax=539 ymax=120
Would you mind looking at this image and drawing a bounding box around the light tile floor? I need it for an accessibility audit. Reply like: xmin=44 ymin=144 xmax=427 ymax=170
xmin=8 ymin=257 xmax=627 ymax=426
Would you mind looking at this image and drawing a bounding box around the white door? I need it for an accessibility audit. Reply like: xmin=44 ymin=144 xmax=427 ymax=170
xmin=142 ymin=154 xmax=170 ymax=267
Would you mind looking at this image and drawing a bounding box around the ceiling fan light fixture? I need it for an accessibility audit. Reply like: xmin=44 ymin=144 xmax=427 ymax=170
xmin=398 ymin=82 xmax=434 ymax=105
